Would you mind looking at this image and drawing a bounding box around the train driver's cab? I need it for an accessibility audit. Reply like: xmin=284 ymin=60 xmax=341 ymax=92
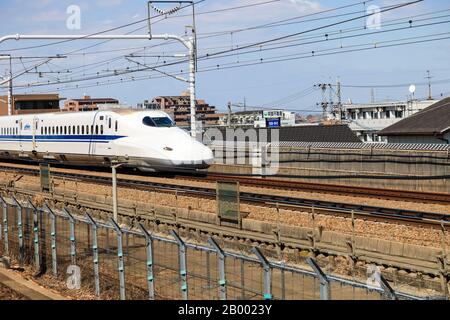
xmin=142 ymin=116 xmax=174 ymax=128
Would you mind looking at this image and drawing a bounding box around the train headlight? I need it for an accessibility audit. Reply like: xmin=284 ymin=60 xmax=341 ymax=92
xmin=164 ymin=147 xmax=173 ymax=151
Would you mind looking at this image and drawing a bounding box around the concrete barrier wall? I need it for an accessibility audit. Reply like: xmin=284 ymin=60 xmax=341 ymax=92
xmin=211 ymin=146 xmax=450 ymax=192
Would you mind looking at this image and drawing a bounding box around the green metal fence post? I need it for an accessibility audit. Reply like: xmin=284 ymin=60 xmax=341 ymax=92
xmin=208 ymin=237 xmax=227 ymax=300
xmin=110 ymin=218 xmax=126 ymax=300
xmin=44 ymin=203 xmax=58 ymax=277
xmin=139 ymin=223 xmax=155 ymax=300
xmin=171 ymin=230 xmax=188 ymax=300
xmin=85 ymin=213 xmax=101 ymax=297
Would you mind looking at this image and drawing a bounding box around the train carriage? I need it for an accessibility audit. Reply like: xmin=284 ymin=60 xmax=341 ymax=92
xmin=0 ymin=109 xmax=214 ymax=172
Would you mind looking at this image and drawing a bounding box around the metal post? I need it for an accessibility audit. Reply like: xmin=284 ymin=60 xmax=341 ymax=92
xmin=63 ymin=208 xmax=77 ymax=265
xmin=208 ymin=237 xmax=227 ymax=300
xmin=7 ymin=55 xmax=12 ymax=116
xmin=0 ymin=196 xmax=8 ymax=255
xmin=112 ymin=164 xmax=119 ymax=222
xmin=252 ymin=247 xmax=272 ymax=300
xmin=307 ymin=257 xmax=331 ymax=300
xmin=188 ymin=39 xmax=197 ymax=138
xmin=139 ymin=223 xmax=155 ymax=300
xmin=110 ymin=218 xmax=126 ymax=300
xmin=379 ymin=274 xmax=397 ymax=300
xmin=11 ymin=196 xmax=24 ymax=265
xmin=28 ymin=200 xmax=41 ymax=273
xmin=171 ymin=230 xmax=188 ymax=300
xmin=44 ymin=203 xmax=57 ymax=277
xmin=85 ymin=213 xmax=100 ymax=297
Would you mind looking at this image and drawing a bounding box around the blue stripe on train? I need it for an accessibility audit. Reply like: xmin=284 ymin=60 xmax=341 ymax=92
xmin=0 ymin=135 xmax=126 ymax=142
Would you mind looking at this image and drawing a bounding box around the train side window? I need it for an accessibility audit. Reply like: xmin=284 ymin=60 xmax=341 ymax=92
xmin=77 ymin=126 xmax=80 ymax=135
xmin=64 ymin=126 xmax=67 ymax=135
xmin=73 ymin=126 xmax=75 ymax=135
xmin=115 ymin=120 xmax=118 ymax=132
xmin=100 ymin=125 xmax=104 ymax=135
xmin=109 ymin=118 xmax=112 ymax=129
xmin=95 ymin=125 xmax=98 ymax=135
xmin=82 ymin=126 xmax=85 ymax=135
xmin=91 ymin=125 xmax=94 ymax=134
xmin=86 ymin=125 xmax=89 ymax=135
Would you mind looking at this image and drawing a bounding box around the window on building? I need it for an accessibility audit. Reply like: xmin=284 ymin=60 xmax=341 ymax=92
xmin=385 ymin=112 xmax=391 ymax=119
xmin=395 ymin=111 xmax=403 ymax=118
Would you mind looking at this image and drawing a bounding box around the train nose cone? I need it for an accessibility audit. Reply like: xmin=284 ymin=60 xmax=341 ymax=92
xmin=168 ymin=141 xmax=214 ymax=169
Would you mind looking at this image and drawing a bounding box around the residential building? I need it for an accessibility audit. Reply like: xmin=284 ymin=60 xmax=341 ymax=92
xmin=64 ymin=95 xmax=119 ymax=112
xmin=0 ymin=94 xmax=60 ymax=116
xmin=343 ymin=99 xmax=438 ymax=143
xmin=138 ymin=92 xmax=223 ymax=127
xmin=379 ymin=97 xmax=450 ymax=144
xmin=219 ymin=110 xmax=296 ymax=128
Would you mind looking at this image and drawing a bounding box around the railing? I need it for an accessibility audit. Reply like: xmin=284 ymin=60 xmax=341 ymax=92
xmin=0 ymin=195 xmax=444 ymax=300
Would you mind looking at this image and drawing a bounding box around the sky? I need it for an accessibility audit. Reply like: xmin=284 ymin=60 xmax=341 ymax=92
xmin=0 ymin=0 xmax=449 ymax=114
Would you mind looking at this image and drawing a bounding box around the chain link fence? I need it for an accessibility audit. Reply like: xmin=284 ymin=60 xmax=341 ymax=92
xmin=0 ymin=195 xmax=444 ymax=300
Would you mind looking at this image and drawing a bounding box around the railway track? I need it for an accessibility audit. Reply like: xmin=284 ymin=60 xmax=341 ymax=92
xmin=0 ymin=164 xmax=449 ymax=229
xmin=178 ymin=173 xmax=450 ymax=205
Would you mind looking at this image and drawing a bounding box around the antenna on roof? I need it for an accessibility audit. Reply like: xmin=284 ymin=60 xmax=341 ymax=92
xmin=409 ymin=84 xmax=416 ymax=101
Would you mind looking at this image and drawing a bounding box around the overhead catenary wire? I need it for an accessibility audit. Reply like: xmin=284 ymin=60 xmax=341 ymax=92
xmin=11 ymin=31 xmax=450 ymax=94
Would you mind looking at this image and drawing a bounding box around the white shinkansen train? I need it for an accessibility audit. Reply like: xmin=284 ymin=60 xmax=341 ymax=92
xmin=0 ymin=109 xmax=214 ymax=172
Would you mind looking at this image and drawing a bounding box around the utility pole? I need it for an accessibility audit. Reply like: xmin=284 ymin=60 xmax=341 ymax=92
xmin=7 ymin=55 xmax=12 ymax=116
xmin=0 ymin=54 xmax=13 ymax=115
xmin=426 ymin=70 xmax=433 ymax=100
xmin=227 ymin=102 xmax=232 ymax=128
xmin=336 ymin=79 xmax=342 ymax=120
xmin=316 ymin=83 xmax=331 ymax=120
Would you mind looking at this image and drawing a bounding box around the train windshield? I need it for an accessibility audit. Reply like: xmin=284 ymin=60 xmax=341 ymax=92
xmin=143 ymin=116 xmax=174 ymax=128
